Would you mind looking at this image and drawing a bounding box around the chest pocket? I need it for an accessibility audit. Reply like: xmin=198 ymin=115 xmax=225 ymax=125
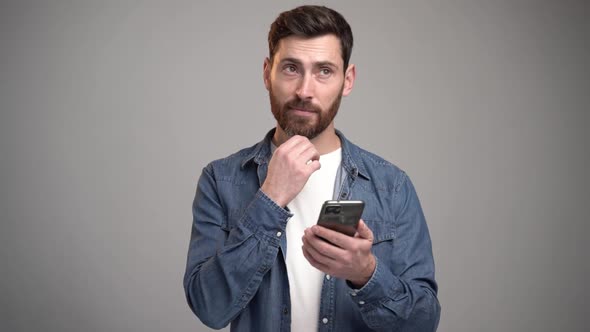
xmin=363 ymin=219 xmax=395 ymax=244
xmin=363 ymin=219 xmax=396 ymax=269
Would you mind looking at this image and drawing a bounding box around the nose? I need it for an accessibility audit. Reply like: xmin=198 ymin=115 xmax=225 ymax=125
xmin=295 ymin=74 xmax=314 ymax=100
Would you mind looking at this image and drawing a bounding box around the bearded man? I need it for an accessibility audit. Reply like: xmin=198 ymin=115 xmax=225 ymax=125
xmin=184 ymin=5 xmax=441 ymax=332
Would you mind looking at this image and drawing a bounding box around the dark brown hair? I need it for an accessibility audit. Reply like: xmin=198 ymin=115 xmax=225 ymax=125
xmin=268 ymin=5 xmax=354 ymax=72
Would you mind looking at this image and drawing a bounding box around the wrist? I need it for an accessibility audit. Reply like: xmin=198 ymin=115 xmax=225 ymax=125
xmin=260 ymin=184 xmax=287 ymax=207
xmin=349 ymin=254 xmax=376 ymax=288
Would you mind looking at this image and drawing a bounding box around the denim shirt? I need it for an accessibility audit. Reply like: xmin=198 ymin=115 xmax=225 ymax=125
xmin=184 ymin=129 xmax=441 ymax=331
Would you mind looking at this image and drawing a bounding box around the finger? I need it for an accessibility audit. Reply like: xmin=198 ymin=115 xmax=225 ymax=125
xmin=307 ymin=159 xmax=321 ymax=172
xmin=299 ymin=146 xmax=321 ymax=171
xmin=286 ymin=136 xmax=313 ymax=156
xmin=300 ymin=143 xmax=320 ymax=162
xmin=302 ymin=245 xmax=330 ymax=272
xmin=276 ymin=135 xmax=306 ymax=153
xmin=303 ymin=229 xmax=345 ymax=260
xmin=302 ymin=239 xmax=337 ymax=267
xmin=355 ymin=219 xmax=374 ymax=241
xmin=311 ymin=225 xmax=353 ymax=249
xmin=300 ymin=144 xmax=320 ymax=162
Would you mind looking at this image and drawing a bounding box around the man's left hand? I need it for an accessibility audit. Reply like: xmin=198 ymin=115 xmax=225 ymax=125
xmin=302 ymin=219 xmax=376 ymax=288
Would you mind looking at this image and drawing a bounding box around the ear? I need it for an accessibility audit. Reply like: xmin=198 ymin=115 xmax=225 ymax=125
xmin=263 ymin=57 xmax=271 ymax=91
xmin=341 ymin=64 xmax=356 ymax=97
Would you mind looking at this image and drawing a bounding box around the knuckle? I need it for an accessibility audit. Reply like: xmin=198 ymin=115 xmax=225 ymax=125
xmin=296 ymin=168 xmax=307 ymax=177
xmin=343 ymin=252 xmax=352 ymax=262
xmin=275 ymin=148 xmax=286 ymax=158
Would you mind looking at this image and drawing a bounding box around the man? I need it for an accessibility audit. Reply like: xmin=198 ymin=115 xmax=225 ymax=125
xmin=184 ymin=5 xmax=440 ymax=331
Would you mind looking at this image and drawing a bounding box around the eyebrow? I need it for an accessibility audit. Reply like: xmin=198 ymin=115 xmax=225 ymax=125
xmin=279 ymin=57 xmax=339 ymax=70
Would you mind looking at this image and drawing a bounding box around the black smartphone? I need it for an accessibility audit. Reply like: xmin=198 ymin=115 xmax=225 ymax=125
xmin=317 ymin=200 xmax=365 ymax=236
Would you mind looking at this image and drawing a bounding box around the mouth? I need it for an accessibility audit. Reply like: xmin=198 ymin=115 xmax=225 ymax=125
xmin=289 ymin=106 xmax=318 ymax=114
xmin=289 ymin=108 xmax=318 ymax=117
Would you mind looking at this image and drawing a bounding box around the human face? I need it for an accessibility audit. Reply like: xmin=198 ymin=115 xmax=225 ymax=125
xmin=264 ymin=34 xmax=355 ymax=139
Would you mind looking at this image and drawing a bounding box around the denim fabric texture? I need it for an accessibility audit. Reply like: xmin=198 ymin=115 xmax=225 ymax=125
xmin=184 ymin=129 xmax=441 ymax=331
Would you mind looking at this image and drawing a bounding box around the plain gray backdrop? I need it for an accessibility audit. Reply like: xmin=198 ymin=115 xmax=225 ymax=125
xmin=1 ymin=0 xmax=588 ymax=331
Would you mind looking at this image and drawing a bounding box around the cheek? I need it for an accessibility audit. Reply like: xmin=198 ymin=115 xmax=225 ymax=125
xmin=319 ymin=86 xmax=342 ymax=103
xmin=271 ymin=82 xmax=294 ymax=99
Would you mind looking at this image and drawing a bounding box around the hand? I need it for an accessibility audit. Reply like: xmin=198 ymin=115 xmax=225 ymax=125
xmin=302 ymin=219 xmax=376 ymax=288
xmin=261 ymin=135 xmax=321 ymax=207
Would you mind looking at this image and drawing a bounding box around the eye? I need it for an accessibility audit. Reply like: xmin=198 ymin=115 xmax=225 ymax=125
xmin=282 ymin=64 xmax=298 ymax=74
xmin=319 ymin=67 xmax=333 ymax=77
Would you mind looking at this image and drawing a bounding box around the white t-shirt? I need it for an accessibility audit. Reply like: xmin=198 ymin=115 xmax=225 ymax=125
xmin=285 ymin=147 xmax=341 ymax=332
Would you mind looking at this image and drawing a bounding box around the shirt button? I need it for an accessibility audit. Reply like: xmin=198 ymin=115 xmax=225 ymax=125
xmin=351 ymin=291 xmax=357 ymax=297
xmin=322 ymin=317 xmax=328 ymax=324
xmin=325 ymin=275 xmax=331 ymax=280
xmin=340 ymin=192 xmax=347 ymax=199
xmin=276 ymin=231 xmax=282 ymax=237
xmin=359 ymin=300 xmax=365 ymax=305
xmin=283 ymin=308 xmax=288 ymax=314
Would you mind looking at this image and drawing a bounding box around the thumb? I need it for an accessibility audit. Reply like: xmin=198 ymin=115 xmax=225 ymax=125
xmin=355 ymin=219 xmax=373 ymax=241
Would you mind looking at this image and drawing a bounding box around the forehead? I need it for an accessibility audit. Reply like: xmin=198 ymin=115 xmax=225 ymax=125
xmin=273 ymin=34 xmax=343 ymax=68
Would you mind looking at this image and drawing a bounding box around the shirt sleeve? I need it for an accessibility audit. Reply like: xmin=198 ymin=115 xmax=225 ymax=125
xmin=183 ymin=164 xmax=291 ymax=329
xmin=349 ymin=172 xmax=441 ymax=331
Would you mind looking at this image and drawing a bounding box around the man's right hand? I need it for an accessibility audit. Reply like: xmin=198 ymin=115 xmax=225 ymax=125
xmin=261 ymin=135 xmax=321 ymax=207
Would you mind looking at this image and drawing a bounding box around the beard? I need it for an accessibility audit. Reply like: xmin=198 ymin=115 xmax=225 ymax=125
xmin=269 ymin=85 xmax=343 ymax=140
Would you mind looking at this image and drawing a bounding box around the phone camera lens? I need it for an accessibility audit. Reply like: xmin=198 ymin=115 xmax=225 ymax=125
xmin=326 ymin=206 xmax=341 ymax=214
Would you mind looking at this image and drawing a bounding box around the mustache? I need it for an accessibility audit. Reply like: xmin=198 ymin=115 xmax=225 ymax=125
xmin=285 ymin=99 xmax=320 ymax=112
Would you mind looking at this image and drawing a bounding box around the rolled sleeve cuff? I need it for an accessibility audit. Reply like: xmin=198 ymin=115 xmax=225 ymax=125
xmin=348 ymin=257 xmax=405 ymax=306
xmin=240 ymin=189 xmax=293 ymax=246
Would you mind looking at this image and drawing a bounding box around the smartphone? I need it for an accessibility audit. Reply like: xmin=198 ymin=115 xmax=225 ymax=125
xmin=317 ymin=200 xmax=364 ymax=236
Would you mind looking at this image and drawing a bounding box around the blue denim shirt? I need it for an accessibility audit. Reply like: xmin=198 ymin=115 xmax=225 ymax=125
xmin=184 ymin=129 xmax=440 ymax=331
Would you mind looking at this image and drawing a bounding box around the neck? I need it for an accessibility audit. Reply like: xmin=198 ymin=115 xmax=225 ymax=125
xmin=272 ymin=124 xmax=341 ymax=155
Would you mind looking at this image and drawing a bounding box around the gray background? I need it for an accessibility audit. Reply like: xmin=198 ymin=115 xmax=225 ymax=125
xmin=1 ymin=0 xmax=588 ymax=331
